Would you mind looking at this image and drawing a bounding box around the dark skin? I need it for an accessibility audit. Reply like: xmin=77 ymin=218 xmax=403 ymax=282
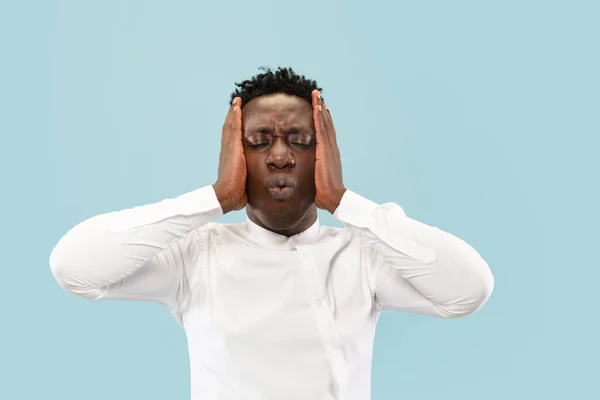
xmin=213 ymin=90 xmax=346 ymax=237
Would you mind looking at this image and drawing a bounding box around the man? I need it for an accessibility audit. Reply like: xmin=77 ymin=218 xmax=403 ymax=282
xmin=50 ymin=67 xmax=494 ymax=400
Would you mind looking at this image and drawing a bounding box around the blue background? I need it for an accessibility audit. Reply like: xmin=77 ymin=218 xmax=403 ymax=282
xmin=1 ymin=1 xmax=598 ymax=399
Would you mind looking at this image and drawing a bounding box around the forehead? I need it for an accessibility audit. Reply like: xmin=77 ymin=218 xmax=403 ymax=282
xmin=242 ymin=93 xmax=313 ymax=128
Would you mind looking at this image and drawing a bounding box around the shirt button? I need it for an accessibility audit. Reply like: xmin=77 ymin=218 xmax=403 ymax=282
xmin=331 ymin=348 xmax=339 ymax=356
xmin=316 ymin=299 xmax=322 ymax=306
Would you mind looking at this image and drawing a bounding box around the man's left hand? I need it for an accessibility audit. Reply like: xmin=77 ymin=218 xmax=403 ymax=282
xmin=312 ymin=90 xmax=346 ymax=214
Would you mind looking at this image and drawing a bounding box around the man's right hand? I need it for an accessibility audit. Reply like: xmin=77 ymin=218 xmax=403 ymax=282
xmin=213 ymin=97 xmax=247 ymax=214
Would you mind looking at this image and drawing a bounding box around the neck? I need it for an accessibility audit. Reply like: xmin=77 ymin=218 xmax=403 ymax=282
xmin=246 ymin=205 xmax=318 ymax=237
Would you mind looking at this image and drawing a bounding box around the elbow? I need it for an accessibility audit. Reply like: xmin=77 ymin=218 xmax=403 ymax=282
xmin=437 ymin=260 xmax=495 ymax=319
xmin=49 ymin=243 xmax=75 ymax=295
xmin=49 ymin=233 xmax=105 ymax=300
xmin=49 ymin=237 xmax=69 ymax=289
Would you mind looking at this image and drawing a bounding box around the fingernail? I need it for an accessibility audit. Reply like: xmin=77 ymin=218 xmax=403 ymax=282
xmin=318 ymin=105 xmax=322 ymax=112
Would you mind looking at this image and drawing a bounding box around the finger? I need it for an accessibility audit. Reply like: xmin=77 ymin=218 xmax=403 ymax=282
xmin=222 ymin=98 xmax=237 ymax=146
xmin=312 ymin=89 xmax=322 ymax=110
xmin=322 ymin=103 xmax=337 ymax=146
xmin=230 ymin=98 xmax=243 ymax=145
xmin=312 ymin=91 xmax=328 ymax=145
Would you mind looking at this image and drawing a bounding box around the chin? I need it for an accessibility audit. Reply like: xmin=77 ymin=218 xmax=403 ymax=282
xmin=258 ymin=208 xmax=305 ymax=231
xmin=250 ymin=199 xmax=314 ymax=232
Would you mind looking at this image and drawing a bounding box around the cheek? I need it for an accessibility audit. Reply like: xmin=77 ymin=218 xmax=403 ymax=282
xmin=244 ymin=154 xmax=263 ymax=182
xmin=300 ymin=151 xmax=316 ymax=170
xmin=297 ymin=153 xmax=316 ymax=183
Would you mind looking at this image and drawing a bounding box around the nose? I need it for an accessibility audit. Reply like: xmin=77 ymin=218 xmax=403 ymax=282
xmin=266 ymin=138 xmax=295 ymax=169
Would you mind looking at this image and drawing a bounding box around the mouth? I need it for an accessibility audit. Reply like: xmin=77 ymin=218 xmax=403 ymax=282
xmin=267 ymin=175 xmax=297 ymax=201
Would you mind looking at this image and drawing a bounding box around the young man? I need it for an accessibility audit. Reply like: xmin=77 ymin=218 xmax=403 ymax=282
xmin=50 ymin=67 xmax=494 ymax=400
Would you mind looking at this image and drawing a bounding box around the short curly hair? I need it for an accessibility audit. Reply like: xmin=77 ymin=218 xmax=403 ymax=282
xmin=229 ymin=66 xmax=323 ymax=107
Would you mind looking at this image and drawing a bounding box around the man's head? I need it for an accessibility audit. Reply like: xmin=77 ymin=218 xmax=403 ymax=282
xmin=230 ymin=67 xmax=322 ymax=236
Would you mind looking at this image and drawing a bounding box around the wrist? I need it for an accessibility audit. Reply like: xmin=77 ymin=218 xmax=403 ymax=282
xmin=326 ymin=188 xmax=347 ymax=214
xmin=212 ymin=183 xmax=234 ymax=214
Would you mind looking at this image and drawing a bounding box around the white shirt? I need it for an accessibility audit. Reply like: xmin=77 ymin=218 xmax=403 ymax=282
xmin=49 ymin=185 xmax=494 ymax=400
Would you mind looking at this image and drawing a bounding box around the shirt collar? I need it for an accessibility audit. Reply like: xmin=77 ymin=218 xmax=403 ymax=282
xmin=244 ymin=215 xmax=321 ymax=249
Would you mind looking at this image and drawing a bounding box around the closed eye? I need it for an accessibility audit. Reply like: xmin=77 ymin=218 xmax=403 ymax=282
xmin=291 ymin=141 xmax=310 ymax=148
xmin=289 ymin=133 xmax=311 ymax=148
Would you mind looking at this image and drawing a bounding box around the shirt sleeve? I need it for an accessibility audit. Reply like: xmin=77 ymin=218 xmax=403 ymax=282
xmin=49 ymin=185 xmax=223 ymax=313
xmin=334 ymin=190 xmax=494 ymax=318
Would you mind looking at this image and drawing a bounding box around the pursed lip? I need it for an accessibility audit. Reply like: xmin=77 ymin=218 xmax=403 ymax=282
xmin=267 ymin=174 xmax=297 ymax=200
xmin=267 ymin=174 xmax=297 ymax=190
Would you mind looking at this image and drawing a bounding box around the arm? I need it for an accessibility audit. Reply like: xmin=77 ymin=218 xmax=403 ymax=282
xmin=310 ymin=92 xmax=492 ymax=319
xmin=49 ymin=185 xmax=223 ymax=309
xmin=334 ymin=190 xmax=494 ymax=318
xmin=50 ymin=96 xmax=247 ymax=311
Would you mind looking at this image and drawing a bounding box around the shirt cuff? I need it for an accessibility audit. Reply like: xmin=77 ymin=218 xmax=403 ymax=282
xmin=181 ymin=185 xmax=224 ymax=225
xmin=333 ymin=190 xmax=383 ymax=229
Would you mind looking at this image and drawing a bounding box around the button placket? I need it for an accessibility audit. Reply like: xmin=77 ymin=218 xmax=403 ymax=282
xmin=297 ymin=248 xmax=348 ymax=397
